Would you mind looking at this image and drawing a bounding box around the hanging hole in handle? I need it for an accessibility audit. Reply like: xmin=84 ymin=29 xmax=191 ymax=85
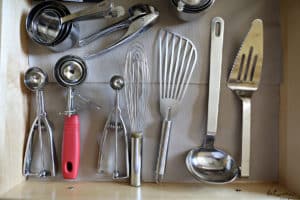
xmin=66 ymin=162 xmax=73 ymax=172
xmin=215 ymin=21 xmax=221 ymax=37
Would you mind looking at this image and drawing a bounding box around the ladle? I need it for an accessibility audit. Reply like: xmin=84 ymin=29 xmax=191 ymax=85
xmin=185 ymin=17 xmax=239 ymax=184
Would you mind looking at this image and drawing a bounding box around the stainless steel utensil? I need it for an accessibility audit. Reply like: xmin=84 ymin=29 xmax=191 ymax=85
xmin=23 ymin=67 xmax=57 ymax=178
xmin=54 ymin=55 xmax=87 ymax=179
xmin=34 ymin=0 xmax=104 ymax=2
xmin=227 ymin=19 xmax=264 ymax=177
xmin=81 ymin=4 xmax=159 ymax=59
xmin=27 ymin=0 xmax=124 ymax=46
xmin=185 ymin=17 xmax=239 ymax=184
xmin=155 ymin=29 xmax=197 ymax=183
xmin=97 ymin=75 xmax=129 ymax=179
xmin=26 ymin=2 xmax=159 ymax=58
xmin=170 ymin=0 xmax=214 ymax=21
xmin=124 ymin=44 xmax=150 ymax=187
xmin=35 ymin=1 xmax=124 ymax=44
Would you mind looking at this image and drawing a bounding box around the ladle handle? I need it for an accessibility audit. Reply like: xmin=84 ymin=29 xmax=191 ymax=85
xmin=62 ymin=114 xmax=80 ymax=179
xmin=155 ymin=119 xmax=172 ymax=183
xmin=207 ymin=17 xmax=224 ymax=136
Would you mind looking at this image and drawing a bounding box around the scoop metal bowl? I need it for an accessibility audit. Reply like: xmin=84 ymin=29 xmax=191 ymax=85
xmin=24 ymin=67 xmax=48 ymax=91
xmin=110 ymin=75 xmax=124 ymax=91
xmin=54 ymin=55 xmax=87 ymax=87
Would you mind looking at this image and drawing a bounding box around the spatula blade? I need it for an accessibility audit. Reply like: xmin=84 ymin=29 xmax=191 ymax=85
xmin=228 ymin=19 xmax=263 ymax=85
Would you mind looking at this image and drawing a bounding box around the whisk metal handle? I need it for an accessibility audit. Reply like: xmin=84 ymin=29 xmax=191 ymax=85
xmin=155 ymin=119 xmax=172 ymax=183
xmin=130 ymin=132 xmax=143 ymax=187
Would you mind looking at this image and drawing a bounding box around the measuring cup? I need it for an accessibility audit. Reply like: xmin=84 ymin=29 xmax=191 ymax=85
xmin=26 ymin=0 xmax=124 ymax=52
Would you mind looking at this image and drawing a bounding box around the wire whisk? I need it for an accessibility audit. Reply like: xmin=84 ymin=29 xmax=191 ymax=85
xmin=124 ymin=43 xmax=150 ymax=186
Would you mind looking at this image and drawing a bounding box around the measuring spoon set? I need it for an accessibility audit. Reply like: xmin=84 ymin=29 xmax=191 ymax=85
xmin=23 ymin=0 xmax=264 ymax=187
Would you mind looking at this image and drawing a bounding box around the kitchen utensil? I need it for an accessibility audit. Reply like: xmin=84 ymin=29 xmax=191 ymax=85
xmin=227 ymin=19 xmax=264 ymax=177
xmin=23 ymin=67 xmax=57 ymax=178
xmin=26 ymin=2 xmax=159 ymax=58
xmin=54 ymin=55 xmax=87 ymax=179
xmin=81 ymin=4 xmax=159 ymax=59
xmin=124 ymin=44 xmax=150 ymax=187
xmin=26 ymin=0 xmax=124 ymax=47
xmin=155 ymin=29 xmax=197 ymax=183
xmin=34 ymin=0 xmax=104 ymax=2
xmin=185 ymin=17 xmax=239 ymax=184
xmin=33 ymin=1 xmax=124 ymax=44
xmin=170 ymin=0 xmax=214 ymax=21
xmin=97 ymin=75 xmax=129 ymax=179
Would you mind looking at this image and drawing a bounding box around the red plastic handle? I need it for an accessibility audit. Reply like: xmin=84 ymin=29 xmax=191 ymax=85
xmin=62 ymin=115 xmax=80 ymax=179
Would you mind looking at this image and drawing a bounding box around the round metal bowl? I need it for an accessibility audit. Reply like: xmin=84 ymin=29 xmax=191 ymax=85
xmin=170 ymin=0 xmax=215 ymax=21
xmin=26 ymin=1 xmax=72 ymax=46
xmin=54 ymin=55 xmax=87 ymax=88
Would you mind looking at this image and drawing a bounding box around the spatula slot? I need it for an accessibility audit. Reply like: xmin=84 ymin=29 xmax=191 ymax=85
xmin=238 ymin=54 xmax=246 ymax=81
xmin=250 ymin=55 xmax=258 ymax=81
xmin=244 ymin=46 xmax=254 ymax=81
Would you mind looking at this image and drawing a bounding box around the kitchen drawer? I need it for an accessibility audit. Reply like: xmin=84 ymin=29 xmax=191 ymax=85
xmin=0 ymin=0 xmax=299 ymax=199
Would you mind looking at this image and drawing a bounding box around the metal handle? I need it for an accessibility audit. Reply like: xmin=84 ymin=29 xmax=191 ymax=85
xmin=23 ymin=117 xmax=38 ymax=177
xmin=78 ymin=18 xmax=130 ymax=47
xmin=83 ymin=11 xmax=159 ymax=59
xmin=241 ymin=98 xmax=251 ymax=177
xmin=130 ymin=133 xmax=143 ymax=187
xmin=23 ymin=91 xmax=56 ymax=178
xmin=60 ymin=1 xmax=121 ymax=23
xmin=155 ymin=119 xmax=172 ymax=183
xmin=207 ymin=17 xmax=224 ymax=136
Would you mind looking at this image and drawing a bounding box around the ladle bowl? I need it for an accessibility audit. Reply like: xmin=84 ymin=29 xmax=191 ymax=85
xmin=186 ymin=136 xmax=239 ymax=184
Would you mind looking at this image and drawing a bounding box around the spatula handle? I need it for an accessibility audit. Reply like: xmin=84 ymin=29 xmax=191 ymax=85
xmin=155 ymin=119 xmax=172 ymax=183
xmin=241 ymin=98 xmax=251 ymax=177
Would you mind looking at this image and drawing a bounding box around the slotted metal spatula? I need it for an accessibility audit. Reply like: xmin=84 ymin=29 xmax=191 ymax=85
xmin=227 ymin=19 xmax=264 ymax=177
xmin=155 ymin=29 xmax=197 ymax=183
